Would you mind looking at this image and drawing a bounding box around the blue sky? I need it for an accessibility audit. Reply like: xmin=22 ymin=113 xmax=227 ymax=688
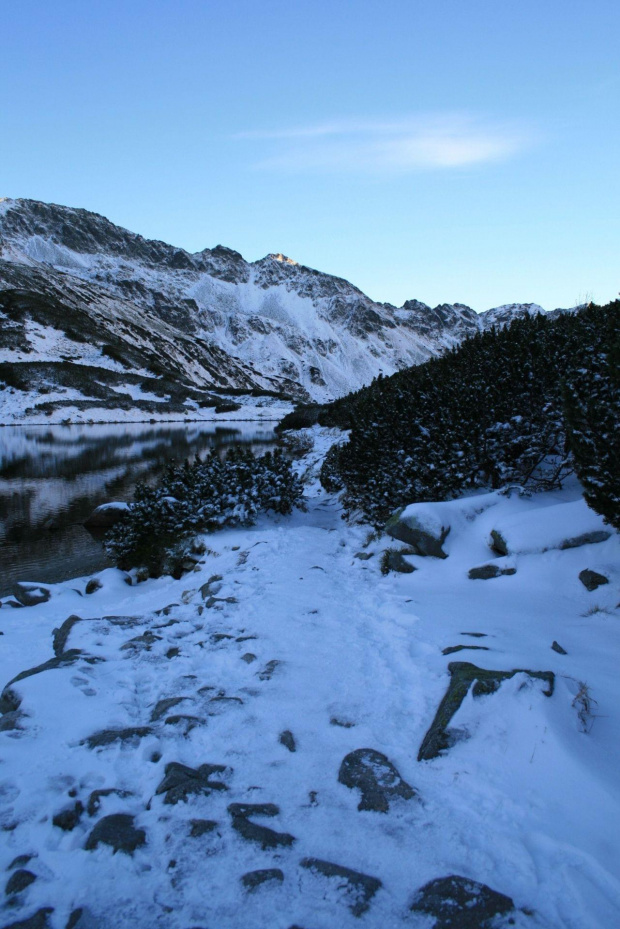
xmin=2 ymin=0 xmax=618 ymax=311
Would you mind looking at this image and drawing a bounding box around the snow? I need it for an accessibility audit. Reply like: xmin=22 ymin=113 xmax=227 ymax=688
xmin=490 ymin=498 xmax=612 ymax=554
xmin=0 ymin=392 xmax=293 ymax=425
xmin=0 ymin=427 xmax=618 ymax=927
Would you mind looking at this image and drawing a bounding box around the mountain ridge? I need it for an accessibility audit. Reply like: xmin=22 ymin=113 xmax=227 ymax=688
xmin=0 ymin=198 xmax=574 ymax=416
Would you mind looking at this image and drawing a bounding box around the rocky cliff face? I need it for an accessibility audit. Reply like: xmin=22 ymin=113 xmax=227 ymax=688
xmin=0 ymin=198 xmax=563 ymax=406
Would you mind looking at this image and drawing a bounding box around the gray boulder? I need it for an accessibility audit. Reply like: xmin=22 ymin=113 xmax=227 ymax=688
xmin=385 ymin=509 xmax=449 ymax=558
xmin=84 ymin=814 xmax=146 ymax=855
xmin=468 ymin=563 xmax=516 ymax=580
xmin=300 ymin=858 xmax=381 ymax=917
xmin=84 ymin=502 xmax=128 ymax=530
xmin=579 ymin=568 xmax=609 ymax=591
xmin=381 ymin=549 xmax=416 ymax=574
xmin=410 ymin=875 xmax=515 ymax=928
xmin=338 ymin=748 xmax=417 ymax=812
xmin=13 ymin=583 xmax=51 ymax=607
xmin=241 ymin=868 xmax=284 ymax=891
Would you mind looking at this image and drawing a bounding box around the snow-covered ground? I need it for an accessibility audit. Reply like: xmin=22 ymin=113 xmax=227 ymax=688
xmin=1 ymin=428 xmax=619 ymax=928
xmin=0 ymin=393 xmax=293 ymax=426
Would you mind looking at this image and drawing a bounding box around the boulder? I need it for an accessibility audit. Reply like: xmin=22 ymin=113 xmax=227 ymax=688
xmin=279 ymin=730 xmax=296 ymax=752
xmin=410 ymin=875 xmax=515 ymax=928
xmin=418 ymin=662 xmax=554 ymax=762
xmin=84 ymin=502 xmax=129 ymax=530
xmin=84 ymin=813 xmax=146 ymax=855
xmin=338 ymin=748 xmax=417 ymax=812
xmin=5 ymin=869 xmax=36 ymax=896
xmin=241 ymin=869 xmax=284 ymax=891
xmin=85 ymin=578 xmax=102 ymax=595
xmin=300 ymin=858 xmax=381 ymax=917
xmin=468 ymin=563 xmax=516 ymax=580
xmin=489 ymin=499 xmax=612 ymax=556
xmin=228 ymin=803 xmax=295 ymax=849
xmin=579 ymin=568 xmax=609 ymax=591
xmin=156 ymin=761 xmax=229 ymax=805
xmin=4 ymin=908 xmax=54 ymax=929
xmin=13 ymin=583 xmax=51 ymax=607
xmin=381 ymin=549 xmax=416 ymax=574
xmin=385 ymin=506 xmax=449 ymax=558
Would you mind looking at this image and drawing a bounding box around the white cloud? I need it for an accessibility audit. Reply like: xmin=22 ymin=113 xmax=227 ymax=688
xmin=237 ymin=114 xmax=533 ymax=173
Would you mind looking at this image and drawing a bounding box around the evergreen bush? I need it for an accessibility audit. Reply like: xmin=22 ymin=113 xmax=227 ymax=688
xmin=105 ymin=447 xmax=305 ymax=575
xmin=564 ymin=324 xmax=620 ymax=529
xmin=320 ymin=301 xmax=619 ymax=524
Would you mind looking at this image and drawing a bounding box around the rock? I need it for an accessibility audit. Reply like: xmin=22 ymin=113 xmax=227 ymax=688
xmin=489 ymin=530 xmax=509 ymax=556
xmin=228 ymin=803 xmax=296 ymax=849
xmin=120 ymin=631 xmax=162 ymax=651
xmin=150 ymin=696 xmax=189 ymax=721
xmin=410 ymin=875 xmax=515 ymax=928
xmin=1 ymin=651 xmax=83 ymax=713
xmin=84 ymin=502 xmax=129 ymax=529
xmin=468 ymin=564 xmax=516 ymax=580
xmin=385 ymin=507 xmax=449 ymax=558
xmin=84 ymin=727 xmax=152 ymax=749
xmin=13 ymin=583 xmax=51 ymax=607
xmin=241 ymin=868 xmax=284 ymax=891
xmin=189 ymin=819 xmax=218 ymax=837
xmin=241 ymin=653 xmax=257 ymax=664
xmin=490 ymin=500 xmax=612 ymax=556
xmin=330 ymin=717 xmax=355 ymax=728
xmin=579 ymin=569 xmax=609 ymax=591
xmin=85 ymin=579 xmax=102 ymax=595
xmin=279 ymin=730 xmax=296 ymax=752
xmin=381 ymin=549 xmax=416 ymax=574
xmin=52 ymin=615 xmax=83 ymax=657
xmin=551 ymin=641 xmax=567 ymax=655
xmin=8 ymin=855 xmax=34 ymax=869
xmin=156 ymin=761 xmax=229 ymax=805
xmin=5 ymin=868 xmax=36 ymax=895
xmin=53 ymin=801 xmax=84 ymax=831
xmin=0 ymin=710 xmax=24 ymax=731
xmin=300 ymin=858 xmax=381 ymax=917
xmin=164 ymin=714 xmax=204 ymax=732
xmin=84 ymin=813 xmax=146 ymax=855
xmin=65 ymin=907 xmax=102 ymax=929
xmin=442 ymin=645 xmax=490 ymax=656
xmin=418 ymin=662 xmax=555 ymax=762
xmin=200 ymin=575 xmax=223 ymax=599
xmin=338 ymin=748 xmax=416 ymax=813
xmin=87 ymin=788 xmax=132 ymax=817
xmin=166 ymin=647 xmax=180 ymax=659
xmin=4 ymin=909 xmax=54 ymax=929
xmin=258 ymin=659 xmax=281 ymax=681
xmin=354 ymin=551 xmax=373 ymax=560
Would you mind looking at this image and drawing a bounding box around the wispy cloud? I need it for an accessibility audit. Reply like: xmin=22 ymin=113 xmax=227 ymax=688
xmin=236 ymin=114 xmax=534 ymax=173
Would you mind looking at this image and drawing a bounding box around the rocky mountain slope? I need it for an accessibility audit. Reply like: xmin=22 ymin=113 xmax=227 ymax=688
xmin=0 ymin=198 xmax=565 ymax=416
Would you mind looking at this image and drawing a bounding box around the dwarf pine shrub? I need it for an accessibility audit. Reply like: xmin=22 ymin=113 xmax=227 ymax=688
xmin=105 ymin=447 xmax=304 ymax=575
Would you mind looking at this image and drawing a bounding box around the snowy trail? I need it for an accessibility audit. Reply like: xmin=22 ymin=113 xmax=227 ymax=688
xmin=1 ymin=443 xmax=619 ymax=928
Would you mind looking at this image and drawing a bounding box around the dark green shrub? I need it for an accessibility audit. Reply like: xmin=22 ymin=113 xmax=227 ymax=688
xmin=105 ymin=447 xmax=305 ymax=575
xmin=565 ymin=323 xmax=620 ymax=530
xmin=320 ymin=301 xmax=619 ymax=524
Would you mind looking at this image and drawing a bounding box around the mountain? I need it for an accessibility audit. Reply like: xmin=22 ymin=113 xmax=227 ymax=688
xmin=0 ymin=198 xmax=568 ymax=418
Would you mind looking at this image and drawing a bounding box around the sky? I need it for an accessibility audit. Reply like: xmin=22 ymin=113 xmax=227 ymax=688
xmin=1 ymin=0 xmax=619 ymax=312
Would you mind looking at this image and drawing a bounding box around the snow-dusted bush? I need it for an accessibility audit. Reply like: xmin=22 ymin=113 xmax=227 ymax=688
xmin=320 ymin=301 xmax=619 ymax=524
xmin=105 ymin=447 xmax=304 ymax=575
xmin=565 ymin=325 xmax=620 ymax=530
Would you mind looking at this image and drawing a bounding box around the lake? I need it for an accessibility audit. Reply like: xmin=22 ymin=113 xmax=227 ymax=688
xmin=0 ymin=421 xmax=277 ymax=596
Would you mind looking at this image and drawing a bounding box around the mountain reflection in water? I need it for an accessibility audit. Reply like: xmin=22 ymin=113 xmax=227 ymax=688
xmin=0 ymin=422 xmax=275 ymax=596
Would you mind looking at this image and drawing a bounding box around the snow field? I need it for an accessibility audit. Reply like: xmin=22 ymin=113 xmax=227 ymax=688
xmin=0 ymin=428 xmax=618 ymax=927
